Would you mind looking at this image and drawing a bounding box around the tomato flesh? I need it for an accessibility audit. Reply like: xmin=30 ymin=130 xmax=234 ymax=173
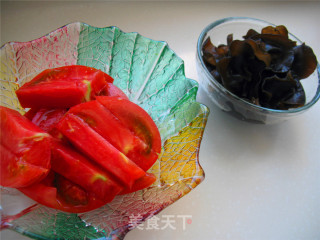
xmin=68 ymin=101 xmax=148 ymax=163
xmin=101 ymin=83 xmax=129 ymax=100
xmin=16 ymin=65 xmax=113 ymax=108
xmin=23 ymin=108 xmax=39 ymax=120
xmin=51 ymin=141 xmax=122 ymax=201
xmin=17 ymin=81 xmax=87 ymax=108
xmin=0 ymin=106 xmax=51 ymax=188
xmin=55 ymin=174 xmax=89 ymax=206
xmin=97 ymin=96 xmax=161 ymax=171
xmin=57 ymin=113 xmax=145 ymax=188
xmin=119 ymin=173 xmax=156 ymax=195
xmin=18 ymin=171 xmax=108 ymax=213
xmin=0 ymin=144 xmax=49 ymax=188
xmin=31 ymin=108 xmax=67 ymax=133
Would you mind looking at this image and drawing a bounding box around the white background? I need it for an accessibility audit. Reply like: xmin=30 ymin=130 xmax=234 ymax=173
xmin=1 ymin=1 xmax=320 ymax=240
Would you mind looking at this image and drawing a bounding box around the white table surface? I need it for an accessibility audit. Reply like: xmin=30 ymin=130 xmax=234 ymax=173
xmin=1 ymin=1 xmax=320 ymax=240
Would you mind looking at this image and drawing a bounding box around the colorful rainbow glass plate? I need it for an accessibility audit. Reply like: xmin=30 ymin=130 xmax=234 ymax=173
xmin=0 ymin=22 xmax=209 ymax=239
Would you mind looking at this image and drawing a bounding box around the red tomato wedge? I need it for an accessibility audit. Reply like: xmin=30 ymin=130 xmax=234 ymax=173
xmin=0 ymin=145 xmax=49 ymax=188
xmin=0 ymin=106 xmax=51 ymax=188
xmin=97 ymin=96 xmax=161 ymax=171
xmin=16 ymin=65 xmax=113 ymax=108
xmin=119 ymin=173 xmax=156 ymax=195
xmin=102 ymin=83 xmax=129 ymax=100
xmin=51 ymin=141 xmax=122 ymax=201
xmin=17 ymin=81 xmax=88 ymax=109
xmin=18 ymin=171 xmax=108 ymax=213
xmin=56 ymin=113 xmax=145 ymax=188
xmin=68 ymin=101 xmax=148 ymax=166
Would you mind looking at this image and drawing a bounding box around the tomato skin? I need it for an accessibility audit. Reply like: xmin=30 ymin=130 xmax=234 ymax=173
xmin=18 ymin=171 xmax=108 ymax=213
xmin=97 ymin=96 xmax=161 ymax=171
xmin=0 ymin=106 xmax=51 ymax=188
xmin=119 ymin=173 xmax=156 ymax=195
xmin=16 ymin=65 xmax=113 ymax=109
xmin=57 ymin=113 xmax=145 ymax=188
xmin=51 ymin=141 xmax=122 ymax=201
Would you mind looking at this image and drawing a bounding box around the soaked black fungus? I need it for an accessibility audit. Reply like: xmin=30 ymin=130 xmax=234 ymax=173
xmin=202 ymin=25 xmax=317 ymax=110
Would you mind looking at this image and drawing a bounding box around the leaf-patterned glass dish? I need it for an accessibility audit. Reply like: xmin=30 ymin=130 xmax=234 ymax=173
xmin=0 ymin=22 xmax=209 ymax=239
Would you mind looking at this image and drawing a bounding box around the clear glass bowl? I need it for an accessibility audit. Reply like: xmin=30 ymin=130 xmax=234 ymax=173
xmin=0 ymin=22 xmax=209 ymax=239
xmin=196 ymin=17 xmax=320 ymax=124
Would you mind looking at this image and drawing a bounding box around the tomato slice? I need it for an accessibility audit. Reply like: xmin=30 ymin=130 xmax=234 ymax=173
xmin=119 ymin=173 xmax=156 ymax=195
xmin=51 ymin=141 xmax=122 ymax=201
xmin=0 ymin=144 xmax=49 ymax=188
xmin=0 ymin=106 xmax=51 ymax=188
xmin=56 ymin=113 xmax=145 ymax=188
xmin=17 ymin=80 xmax=88 ymax=108
xmin=68 ymin=100 xmax=148 ymax=163
xmin=101 ymin=83 xmax=129 ymax=100
xmin=16 ymin=65 xmax=113 ymax=108
xmin=18 ymin=171 xmax=108 ymax=213
xmin=97 ymin=96 xmax=161 ymax=171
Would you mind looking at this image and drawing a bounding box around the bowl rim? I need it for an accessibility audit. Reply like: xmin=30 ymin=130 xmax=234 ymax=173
xmin=197 ymin=16 xmax=320 ymax=115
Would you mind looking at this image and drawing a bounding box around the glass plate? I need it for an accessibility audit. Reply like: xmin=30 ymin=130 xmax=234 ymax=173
xmin=0 ymin=22 xmax=209 ymax=239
